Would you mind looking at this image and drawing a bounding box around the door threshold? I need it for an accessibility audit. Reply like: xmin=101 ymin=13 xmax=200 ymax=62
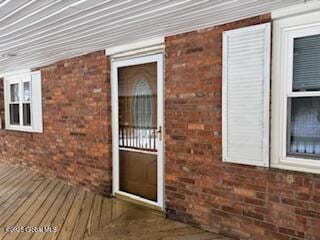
xmin=114 ymin=192 xmax=164 ymax=214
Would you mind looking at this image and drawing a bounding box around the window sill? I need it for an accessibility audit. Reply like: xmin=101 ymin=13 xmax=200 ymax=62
xmin=5 ymin=126 xmax=43 ymax=134
xmin=272 ymin=157 xmax=320 ymax=175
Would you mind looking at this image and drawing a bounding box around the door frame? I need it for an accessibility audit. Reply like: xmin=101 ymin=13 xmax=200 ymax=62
xmin=111 ymin=53 xmax=164 ymax=209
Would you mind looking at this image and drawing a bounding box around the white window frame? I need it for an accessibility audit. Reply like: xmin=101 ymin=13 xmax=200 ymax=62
xmin=3 ymin=70 xmax=41 ymax=133
xmin=271 ymin=11 xmax=320 ymax=174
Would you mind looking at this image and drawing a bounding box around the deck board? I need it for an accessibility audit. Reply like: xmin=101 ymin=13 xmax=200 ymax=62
xmin=0 ymin=179 xmax=52 ymax=240
xmin=16 ymin=182 xmax=65 ymax=240
xmin=0 ymin=175 xmax=44 ymax=228
xmin=30 ymin=185 xmax=71 ymax=240
xmin=0 ymin=166 xmax=17 ymax=183
xmin=99 ymin=198 xmax=112 ymax=228
xmin=0 ymin=177 xmax=49 ymax=227
xmin=71 ymin=192 xmax=94 ymax=240
xmin=0 ymin=164 xmax=17 ymax=176
xmin=0 ymin=170 xmax=20 ymax=186
xmin=87 ymin=195 xmax=103 ymax=235
xmin=0 ymin=171 xmax=34 ymax=208
xmin=0 ymin=163 xmax=230 ymax=240
xmin=56 ymin=189 xmax=85 ymax=240
xmin=43 ymin=188 xmax=78 ymax=240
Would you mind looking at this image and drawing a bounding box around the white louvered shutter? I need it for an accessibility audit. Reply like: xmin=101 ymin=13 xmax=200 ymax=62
xmin=31 ymin=71 xmax=43 ymax=132
xmin=222 ymin=23 xmax=270 ymax=167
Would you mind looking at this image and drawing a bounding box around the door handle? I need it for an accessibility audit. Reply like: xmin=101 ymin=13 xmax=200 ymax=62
xmin=156 ymin=126 xmax=162 ymax=141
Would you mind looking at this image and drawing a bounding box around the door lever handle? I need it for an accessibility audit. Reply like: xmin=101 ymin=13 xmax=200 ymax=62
xmin=156 ymin=126 xmax=162 ymax=141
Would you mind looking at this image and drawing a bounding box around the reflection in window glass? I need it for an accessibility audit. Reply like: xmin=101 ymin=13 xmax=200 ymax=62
xmin=288 ymin=97 xmax=320 ymax=157
xmin=118 ymin=63 xmax=157 ymax=152
xmin=23 ymin=103 xmax=31 ymax=126
xmin=23 ymin=82 xmax=31 ymax=102
xmin=10 ymin=84 xmax=19 ymax=102
xmin=133 ymin=80 xmax=153 ymax=128
xmin=9 ymin=104 xmax=20 ymax=125
xmin=293 ymin=34 xmax=320 ymax=91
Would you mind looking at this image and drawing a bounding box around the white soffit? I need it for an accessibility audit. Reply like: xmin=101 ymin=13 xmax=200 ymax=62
xmin=0 ymin=0 xmax=304 ymax=74
xmin=272 ymin=0 xmax=320 ymax=19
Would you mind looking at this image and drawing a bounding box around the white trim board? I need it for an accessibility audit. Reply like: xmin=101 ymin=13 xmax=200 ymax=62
xmin=105 ymin=37 xmax=164 ymax=57
xmin=1 ymin=69 xmax=31 ymax=79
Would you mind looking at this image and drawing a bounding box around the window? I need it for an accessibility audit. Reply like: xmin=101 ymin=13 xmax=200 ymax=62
xmin=272 ymin=11 xmax=320 ymax=173
xmin=9 ymin=83 xmax=20 ymax=125
xmin=4 ymin=70 xmax=43 ymax=133
xmin=8 ymin=80 xmax=31 ymax=127
xmin=287 ymin=34 xmax=320 ymax=158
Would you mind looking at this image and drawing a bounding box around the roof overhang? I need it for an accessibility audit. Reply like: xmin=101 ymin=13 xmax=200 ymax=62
xmin=0 ymin=0 xmax=309 ymax=74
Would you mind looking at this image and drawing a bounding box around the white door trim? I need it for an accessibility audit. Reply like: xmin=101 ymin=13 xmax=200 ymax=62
xmin=105 ymin=37 xmax=164 ymax=57
xmin=111 ymin=53 xmax=164 ymax=209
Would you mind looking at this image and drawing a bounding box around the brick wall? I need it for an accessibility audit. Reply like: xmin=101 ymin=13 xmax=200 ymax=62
xmin=164 ymin=15 xmax=320 ymax=240
xmin=0 ymin=51 xmax=112 ymax=196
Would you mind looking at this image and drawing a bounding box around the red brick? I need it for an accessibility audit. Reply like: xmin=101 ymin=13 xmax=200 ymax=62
xmin=295 ymin=209 xmax=320 ymax=219
xmin=234 ymin=187 xmax=256 ymax=198
xmin=243 ymin=210 xmax=264 ymax=221
xmin=187 ymin=123 xmax=205 ymax=130
xmin=164 ymin=13 xmax=320 ymax=240
xmin=279 ymin=227 xmax=305 ymax=239
xmin=0 ymin=51 xmax=112 ymax=196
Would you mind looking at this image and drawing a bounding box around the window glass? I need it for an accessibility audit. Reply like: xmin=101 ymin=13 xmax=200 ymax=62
xmin=133 ymin=80 xmax=153 ymax=128
xmin=23 ymin=103 xmax=31 ymax=126
xmin=9 ymin=104 xmax=20 ymax=125
xmin=293 ymin=34 xmax=320 ymax=92
xmin=118 ymin=63 xmax=157 ymax=152
xmin=23 ymin=82 xmax=31 ymax=102
xmin=10 ymin=84 xmax=19 ymax=102
xmin=287 ymin=97 xmax=320 ymax=157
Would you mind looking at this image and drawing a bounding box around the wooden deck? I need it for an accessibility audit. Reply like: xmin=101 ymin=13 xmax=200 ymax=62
xmin=0 ymin=163 xmax=230 ymax=240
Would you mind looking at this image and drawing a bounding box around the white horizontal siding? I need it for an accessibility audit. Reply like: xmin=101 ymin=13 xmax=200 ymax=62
xmin=0 ymin=0 xmax=302 ymax=73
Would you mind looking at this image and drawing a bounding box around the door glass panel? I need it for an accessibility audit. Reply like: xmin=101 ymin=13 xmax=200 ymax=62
xmin=118 ymin=62 xmax=158 ymax=201
xmin=293 ymin=34 xmax=320 ymax=92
